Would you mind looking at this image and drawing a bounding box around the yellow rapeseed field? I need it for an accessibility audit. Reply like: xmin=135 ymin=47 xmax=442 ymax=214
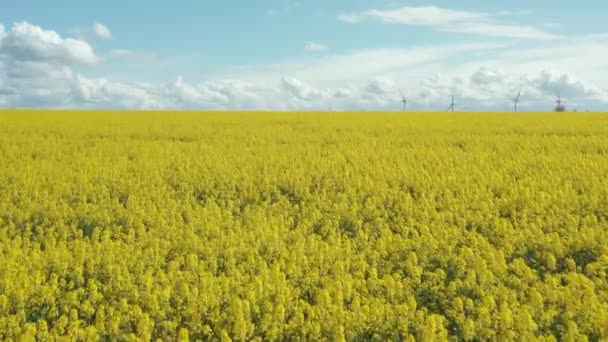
xmin=1 ymin=110 xmax=608 ymax=340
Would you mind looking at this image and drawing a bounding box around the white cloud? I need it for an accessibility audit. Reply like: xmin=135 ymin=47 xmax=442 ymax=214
xmin=92 ymin=22 xmax=112 ymax=39
xmin=338 ymin=6 xmax=557 ymax=40
xmin=0 ymin=21 xmax=99 ymax=65
xmin=281 ymin=77 xmax=330 ymax=101
xmin=201 ymin=79 xmax=285 ymax=109
xmin=73 ymin=75 xmax=168 ymax=109
xmin=304 ymin=42 xmax=328 ymax=52
xmin=1 ymin=57 xmax=605 ymax=111
xmin=0 ymin=21 xmax=100 ymax=107
xmin=366 ymin=78 xmax=397 ymax=95
xmin=339 ymin=6 xmax=484 ymax=26
xmin=169 ymin=75 xmax=210 ymax=106
xmin=0 ymin=60 xmax=75 ymax=107
xmin=334 ymin=88 xmax=353 ymax=98
xmin=529 ymin=71 xmax=605 ymax=100
xmin=471 ymin=68 xmax=504 ymax=86
xmin=1 ymin=20 xmax=607 ymax=111
xmin=412 ymin=68 xmax=608 ymax=110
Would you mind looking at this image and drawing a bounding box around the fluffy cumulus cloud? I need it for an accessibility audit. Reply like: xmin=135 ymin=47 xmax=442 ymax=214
xmin=411 ymin=68 xmax=608 ymax=111
xmin=281 ymin=77 xmax=326 ymax=101
xmin=366 ymin=78 xmax=397 ymax=95
xmin=1 ymin=64 xmax=606 ymax=111
xmin=0 ymin=22 xmax=99 ymax=65
xmin=532 ymin=71 xmax=600 ymax=98
xmin=72 ymin=75 xmax=166 ymax=109
xmin=0 ymin=21 xmax=100 ymax=107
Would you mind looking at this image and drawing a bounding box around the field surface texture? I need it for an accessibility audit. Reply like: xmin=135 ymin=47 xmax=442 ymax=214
xmin=1 ymin=111 xmax=608 ymax=341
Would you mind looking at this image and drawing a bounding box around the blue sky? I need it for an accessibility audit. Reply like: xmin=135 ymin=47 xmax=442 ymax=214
xmin=1 ymin=0 xmax=608 ymax=110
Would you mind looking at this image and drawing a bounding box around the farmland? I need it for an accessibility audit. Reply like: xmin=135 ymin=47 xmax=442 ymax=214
xmin=1 ymin=110 xmax=608 ymax=340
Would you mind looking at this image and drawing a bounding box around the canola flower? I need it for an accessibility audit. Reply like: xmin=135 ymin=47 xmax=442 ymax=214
xmin=0 ymin=110 xmax=607 ymax=340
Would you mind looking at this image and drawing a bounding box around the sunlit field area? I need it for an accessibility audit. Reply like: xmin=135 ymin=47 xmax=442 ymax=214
xmin=1 ymin=110 xmax=608 ymax=340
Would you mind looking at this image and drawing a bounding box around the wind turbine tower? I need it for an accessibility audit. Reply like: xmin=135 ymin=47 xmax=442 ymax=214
xmin=448 ymin=94 xmax=456 ymax=112
xmin=512 ymin=90 xmax=521 ymax=112
xmin=400 ymin=90 xmax=407 ymax=111
xmin=555 ymin=93 xmax=566 ymax=112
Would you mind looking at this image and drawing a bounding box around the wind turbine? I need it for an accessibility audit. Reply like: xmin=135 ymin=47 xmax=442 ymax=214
xmin=555 ymin=92 xmax=566 ymax=111
xmin=400 ymin=90 xmax=407 ymax=111
xmin=512 ymin=90 xmax=521 ymax=112
xmin=448 ymin=93 xmax=456 ymax=112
